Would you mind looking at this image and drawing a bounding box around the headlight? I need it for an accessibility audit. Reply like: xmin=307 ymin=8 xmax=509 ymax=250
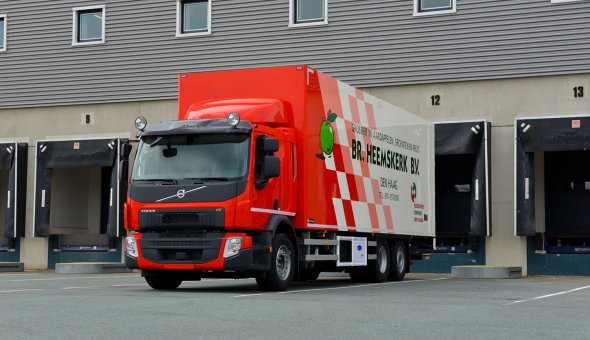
xmin=223 ymin=237 xmax=243 ymax=258
xmin=126 ymin=237 xmax=139 ymax=258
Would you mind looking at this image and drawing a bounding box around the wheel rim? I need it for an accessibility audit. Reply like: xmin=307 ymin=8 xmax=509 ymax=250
xmin=378 ymin=245 xmax=388 ymax=273
xmin=276 ymin=245 xmax=292 ymax=281
xmin=396 ymin=247 xmax=405 ymax=273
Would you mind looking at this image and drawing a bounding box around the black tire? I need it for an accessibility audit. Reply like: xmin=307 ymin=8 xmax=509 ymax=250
xmin=256 ymin=233 xmax=295 ymax=291
xmin=144 ymin=274 xmax=182 ymax=290
xmin=299 ymin=267 xmax=321 ymax=281
xmin=349 ymin=240 xmax=390 ymax=283
xmin=388 ymin=241 xmax=407 ymax=281
xmin=369 ymin=240 xmax=391 ymax=283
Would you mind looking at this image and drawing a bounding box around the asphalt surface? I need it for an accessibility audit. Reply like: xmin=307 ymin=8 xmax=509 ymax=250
xmin=0 ymin=272 xmax=589 ymax=339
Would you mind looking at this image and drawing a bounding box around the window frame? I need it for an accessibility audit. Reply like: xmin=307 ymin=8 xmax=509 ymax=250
xmin=72 ymin=5 xmax=106 ymax=46
xmin=289 ymin=0 xmax=328 ymax=28
xmin=176 ymin=0 xmax=212 ymax=37
xmin=0 ymin=14 xmax=6 ymax=52
xmin=551 ymin=0 xmax=584 ymax=3
xmin=413 ymin=0 xmax=457 ymax=16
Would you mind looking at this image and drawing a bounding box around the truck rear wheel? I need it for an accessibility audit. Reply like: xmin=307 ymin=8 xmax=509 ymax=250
xmin=370 ymin=240 xmax=391 ymax=282
xmin=388 ymin=241 xmax=407 ymax=281
xmin=256 ymin=233 xmax=295 ymax=291
xmin=144 ymin=274 xmax=182 ymax=290
xmin=349 ymin=240 xmax=390 ymax=283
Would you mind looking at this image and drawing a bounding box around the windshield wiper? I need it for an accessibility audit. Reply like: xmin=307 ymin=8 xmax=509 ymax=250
xmin=133 ymin=178 xmax=178 ymax=185
xmin=149 ymin=136 xmax=164 ymax=147
xmin=184 ymin=177 xmax=232 ymax=182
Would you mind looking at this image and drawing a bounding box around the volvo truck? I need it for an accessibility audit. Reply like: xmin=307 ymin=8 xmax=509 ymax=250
xmin=123 ymin=66 xmax=435 ymax=291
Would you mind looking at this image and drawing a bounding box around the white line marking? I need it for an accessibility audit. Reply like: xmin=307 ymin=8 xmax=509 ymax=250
xmin=59 ymin=280 xmax=252 ymax=290
xmin=63 ymin=284 xmax=144 ymax=290
xmin=0 ymin=289 xmax=45 ymax=293
xmin=232 ymin=278 xmax=447 ymax=298
xmin=111 ymin=284 xmax=145 ymax=287
xmin=63 ymin=286 xmax=103 ymax=290
xmin=508 ymin=285 xmax=590 ymax=305
xmin=2 ymin=275 xmax=139 ymax=282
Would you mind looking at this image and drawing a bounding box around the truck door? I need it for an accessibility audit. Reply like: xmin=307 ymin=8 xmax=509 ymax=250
xmin=250 ymin=132 xmax=290 ymax=227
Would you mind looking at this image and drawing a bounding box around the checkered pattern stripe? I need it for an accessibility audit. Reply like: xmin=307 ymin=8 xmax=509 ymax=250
xmin=324 ymin=83 xmax=395 ymax=233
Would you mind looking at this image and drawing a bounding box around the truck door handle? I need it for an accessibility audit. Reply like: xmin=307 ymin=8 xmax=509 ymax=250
xmin=274 ymin=199 xmax=279 ymax=210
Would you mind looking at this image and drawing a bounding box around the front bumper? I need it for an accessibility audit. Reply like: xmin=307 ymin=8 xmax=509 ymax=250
xmin=124 ymin=231 xmax=271 ymax=272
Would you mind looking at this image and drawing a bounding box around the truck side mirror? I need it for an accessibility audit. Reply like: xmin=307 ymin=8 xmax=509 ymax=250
xmin=264 ymin=156 xmax=280 ymax=178
xmin=263 ymin=138 xmax=279 ymax=153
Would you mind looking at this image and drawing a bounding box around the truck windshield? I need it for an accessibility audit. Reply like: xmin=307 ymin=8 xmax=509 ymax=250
xmin=132 ymin=134 xmax=250 ymax=181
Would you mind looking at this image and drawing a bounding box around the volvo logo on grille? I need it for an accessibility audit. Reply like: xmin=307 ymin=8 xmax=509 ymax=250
xmin=156 ymin=186 xmax=207 ymax=202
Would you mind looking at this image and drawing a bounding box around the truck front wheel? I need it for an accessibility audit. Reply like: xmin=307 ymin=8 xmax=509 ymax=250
xmin=144 ymin=274 xmax=182 ymax=290
xmin=256 ymin=233 xmax=295 ymax=291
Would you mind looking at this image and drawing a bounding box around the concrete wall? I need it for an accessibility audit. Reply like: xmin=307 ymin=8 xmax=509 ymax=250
xmin=0 ymin=100 xmax=176 ymax=269
xmin=1 ymin=73 xmax=589 ymax=270
xmin=366 ymin=73 xmax=590 ymax=275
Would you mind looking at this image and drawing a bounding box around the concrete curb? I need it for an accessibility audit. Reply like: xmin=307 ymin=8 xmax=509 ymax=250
xmin=55 ymin=262 xmax=131 ymax=274
xmin=452 ymin=266 xmax=522 ymax=279
xmin=0 ymin=262 xmax=24 ymax=272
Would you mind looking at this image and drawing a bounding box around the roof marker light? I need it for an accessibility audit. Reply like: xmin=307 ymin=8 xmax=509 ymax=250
xmin=228 ymin=112 xmax=240 ymax=128
xmin=135 ymin=116 xmax=147 ymax=131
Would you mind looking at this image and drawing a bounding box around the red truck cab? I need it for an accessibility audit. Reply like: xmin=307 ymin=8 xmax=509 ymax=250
xmin=125 ymin=97 xmax=299 ymax=290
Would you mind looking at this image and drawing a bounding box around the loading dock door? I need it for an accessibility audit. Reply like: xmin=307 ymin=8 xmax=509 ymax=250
xmin=435 ymin=154 xmax=475 ymax=237
xmin=0 ymin=142 xmax=27 ymax=246
xmin=33 ymin=138 xmax=127 ymax=239
xmin=435 ymin=121 xmax=492 ymax=237
xmin=545 ymin=151 xmax=590 ymax=238
xmin=515 ymin=116 xmax=590 ymax=236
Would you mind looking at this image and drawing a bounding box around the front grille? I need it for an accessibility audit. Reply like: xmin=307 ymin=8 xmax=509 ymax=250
xmin=139 ymin=208 xmax=224 ymax=230
xmin=140 ymin=233 xmax=223 ymax=263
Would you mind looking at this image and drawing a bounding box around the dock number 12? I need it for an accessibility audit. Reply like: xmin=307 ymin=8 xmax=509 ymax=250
xmin=430 ymin=95 xmax=441 ymax=106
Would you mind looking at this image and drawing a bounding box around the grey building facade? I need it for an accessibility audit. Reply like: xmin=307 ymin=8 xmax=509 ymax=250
xmin=1 ymin=0 xmax=590 ymax=272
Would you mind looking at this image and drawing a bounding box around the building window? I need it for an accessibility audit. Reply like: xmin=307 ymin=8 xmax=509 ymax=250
xmin=177 ymin=0 xmax=211 ymax=37
xmin=290 ymin=0 xmax=328 ymax=27
xmin=0 ymin=15 xmax=6 ymax=52
xmin=414 ymin=0 xmax=456 ymax=16
xmin=72 ymin=6 xmax=105 ymax=46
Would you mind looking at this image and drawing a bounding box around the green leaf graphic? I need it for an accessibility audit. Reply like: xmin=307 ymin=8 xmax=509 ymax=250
xmin=327 ymin=112 xmax=337 ymax=122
